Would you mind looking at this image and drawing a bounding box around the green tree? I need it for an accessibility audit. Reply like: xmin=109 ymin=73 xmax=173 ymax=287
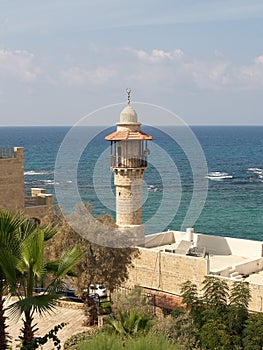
xmin=0 ymin=211 xmax=26 ymax=349
xmin=8 ymin=223 xmax=83 ymax=348
xmin=243 ymin=313 xmax=263 ymax=350
xmin=181 ymin=280 xmax=204 ymax=328
xmin=48 ymin=205 xmax=139 ymax=295
xmin=202 ymin=276 xmax=229 ymax=312
xmin=227 ymin=281 xmax=251 ymax=347
xmin=200 ymin=320 xmax=231 ymax=350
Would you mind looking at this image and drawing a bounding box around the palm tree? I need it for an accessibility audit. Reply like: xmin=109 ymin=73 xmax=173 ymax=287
xmin=0 ymin=210 xmax=26 ymax=349
xmin=8 ymin=223 xmax=83 ymax=348
xmin=107 ymin=310 xmax=152 ymax=338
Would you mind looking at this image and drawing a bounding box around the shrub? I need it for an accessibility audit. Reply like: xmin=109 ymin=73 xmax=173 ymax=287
xmin=80 ymin=333 xmax=123 ymax=350
xmin=80 ymin=333 xmax=181 ymax=350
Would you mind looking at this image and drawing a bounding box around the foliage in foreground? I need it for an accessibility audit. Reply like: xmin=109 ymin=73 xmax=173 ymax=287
xmin=178 ymin=276 xmax=263 ymax=350
xmin=106 ymin=309 xmax=152 ymax=337
xmin=0 ymin=210 xmax=83 ymax=349
xmin=48 ymin=204 xmax=140 ymax=296
xmin=112 ymin=285 xmax=153 ymax=317
xmin=80 ymin=333 xmax=182 ymax=350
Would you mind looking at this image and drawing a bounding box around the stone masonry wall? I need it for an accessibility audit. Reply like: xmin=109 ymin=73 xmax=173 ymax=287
xmin=126 ymin=248 xmax=263 ymax=312
xmin=0 ymin=147 xmax=24 ymax=211
xmin=126 ymin=248 xmax=208 ymax=296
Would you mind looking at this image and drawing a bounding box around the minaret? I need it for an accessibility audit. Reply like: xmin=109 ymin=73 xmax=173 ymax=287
xmin=105 ymin=89 xmax=152 ymax=229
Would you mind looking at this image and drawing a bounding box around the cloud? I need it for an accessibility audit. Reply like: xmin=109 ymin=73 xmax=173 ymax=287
xmin=60 ymin=65 xmax=116 ymax=86
xmin=0 ymin=49 xmax=40 ymax=82
xmin=123 ymin=47 xmax=263 ymax=91
xmin=235 ymin=55 xmax=263 ymax=89
xmin=124 ymin=47 xmax=184 ymax=63
xmin=255 ymin=55 xmax=263 ymax=64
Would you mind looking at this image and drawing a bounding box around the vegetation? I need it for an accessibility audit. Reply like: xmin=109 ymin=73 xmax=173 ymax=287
xmin=0 ymin=211 xmax=26 ymax=349
xmin=0 ymin=210 xmax=83 ymax=349
xmin=107 ymin=310 xmax=152 ymax=338
xmin=80 ymin=333 xmax=181 ymax=350
xmin=49 ymin=204 xmax=139 ymax=294
xmin=179 ymin=276 xmax=256 ymax=349
xmin=112 ymin=285 xmax=153 ymax=316
xmin=63 ymin=280 xmax=263 ymax=350
xmin=2 ymin=207 xmax=263 ymax=350
xmin=48 ymin=205 xmax=140 ymax=325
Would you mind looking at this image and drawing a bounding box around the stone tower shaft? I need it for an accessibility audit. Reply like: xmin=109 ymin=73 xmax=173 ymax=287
xmin=105 ymin=104 xmax=152 ymax=227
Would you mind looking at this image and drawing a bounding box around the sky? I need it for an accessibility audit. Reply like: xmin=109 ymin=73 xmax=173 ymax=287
xmin=0 ymin=0 xmax=263 ymax=126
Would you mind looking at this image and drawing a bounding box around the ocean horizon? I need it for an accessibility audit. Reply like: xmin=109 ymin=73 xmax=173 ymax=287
xmin=0 ymin=125 xmax=262 ymax=241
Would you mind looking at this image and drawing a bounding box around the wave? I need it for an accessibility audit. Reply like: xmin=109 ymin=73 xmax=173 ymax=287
xmin=41 ymin=180 xmax=59 ymax=185
xmin=206 ymin=171 xmax=233 ymax=181
xmin=248 ymin=168 xmax=263 ymax=182
xmin=24 ymin=170 xmax=53 ymax=176
xmin=248 ymin=167 xmax=263 ymax=174
xmin=24 ymin=179 xmax=59 ymax=185
xmin=147 ymin=185 xmax=161 ymax=192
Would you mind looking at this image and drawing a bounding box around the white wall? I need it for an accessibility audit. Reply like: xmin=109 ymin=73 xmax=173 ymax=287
xmin=225 ymin=236 xmax=263 ymax=258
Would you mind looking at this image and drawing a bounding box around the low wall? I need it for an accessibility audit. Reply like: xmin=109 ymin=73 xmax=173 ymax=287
xmin=24 ymin=205 xmax=52 ymax=223
xmin=126 ymin=247 xmax=208 ymax=296
xmin=195 ymin=233 xmax=263 ymax=258
xmin=235 ymin=258 xmax=263 ymax=276
xmin=226 ymin=236 xmax=263 ymax=258
xmin=145 ymin=231 xmax=175 ymax=248
xmin=196 ymin=234 xmax=232 ymax=255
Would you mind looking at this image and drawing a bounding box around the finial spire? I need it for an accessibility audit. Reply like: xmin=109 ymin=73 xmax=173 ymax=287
xmin=126 ymin=88 xmax=131 ymax=105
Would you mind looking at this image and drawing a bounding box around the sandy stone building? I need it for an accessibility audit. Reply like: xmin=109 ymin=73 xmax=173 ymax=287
xmin=0 ymin=146 xmax=53 ymax=223
xmin=124 ymin=228 xmax=263 ymax=312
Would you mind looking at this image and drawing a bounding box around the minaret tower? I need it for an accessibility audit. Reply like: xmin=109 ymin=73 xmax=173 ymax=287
xmin=105 ymin=89 xmax=152 ymax=229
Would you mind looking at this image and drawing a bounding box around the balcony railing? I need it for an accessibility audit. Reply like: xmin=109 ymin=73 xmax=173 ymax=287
xmin=110 ymin=156 xmax=147 ymax=168
xmin=0 ymin=147 xmax=14 ymax=159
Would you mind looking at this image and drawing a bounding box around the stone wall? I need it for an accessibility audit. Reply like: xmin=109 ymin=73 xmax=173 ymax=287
xmin=126 ymin=247 xmax=208 ymax=296
xmin=126 ymin=247 xmax=263 ymax=312
xmin=0 ymin=147 xmax=53 ymax=223
xmin=0 ymin=147 xmax=24 ymax=210
xmin=24 ymin=191 xmax=53 ymax=224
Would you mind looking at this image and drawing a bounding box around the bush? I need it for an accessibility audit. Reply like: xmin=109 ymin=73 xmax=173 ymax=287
xmin=151 ymin=315 xmax=178 ymax=340
xmin=112 ymin=286 xmax=153 ymax=316
xmin=125 ymin=334 xmax=183 ymax=350
xmin=80 ymin=333 xmax=181 ymax=350
xmin=80 ymin=333 xmax=123 ymax=350
xmin=64 ymin=329 xmax=99 ymax=350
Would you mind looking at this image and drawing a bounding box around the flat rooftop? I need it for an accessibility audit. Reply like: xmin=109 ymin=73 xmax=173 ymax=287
xmin=144 ymin=229 xmax=263 ymax=285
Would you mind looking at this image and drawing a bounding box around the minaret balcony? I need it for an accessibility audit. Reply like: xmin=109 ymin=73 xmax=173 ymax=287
xmin=110 ymin=155 xmax=147 ymax=169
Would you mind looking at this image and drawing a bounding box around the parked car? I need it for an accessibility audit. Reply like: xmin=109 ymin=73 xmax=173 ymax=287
xmin=57 ymin=289 xmax=83 ymax=303
xmin=89 ymin=284 xmax=107 ymax=298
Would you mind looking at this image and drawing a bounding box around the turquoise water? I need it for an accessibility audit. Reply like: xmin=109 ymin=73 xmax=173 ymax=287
xmin=0 ymin=126 xmax=262 ymax=241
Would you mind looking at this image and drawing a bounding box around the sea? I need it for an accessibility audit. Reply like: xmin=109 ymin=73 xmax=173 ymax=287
xmin=0 ymin=126 xmax=263 ymax=241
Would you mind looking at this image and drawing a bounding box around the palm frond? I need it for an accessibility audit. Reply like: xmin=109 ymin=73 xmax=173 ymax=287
xmin=56 ymin=246 xmax=84 ymax=279
xmin=8 ymin=294 xmax=59 ymax=320
xmin=40 ymin=224 xmax=58 ymax=241
xmin=45 ymin=261 xmax=78 ymax=277
xmin=0 ymin=210 xmax=25 ymax=236
xmin=0 ymin=249 xmax=18 ymax=288
xmin=19 ymin=231 xmax=45 ymax=278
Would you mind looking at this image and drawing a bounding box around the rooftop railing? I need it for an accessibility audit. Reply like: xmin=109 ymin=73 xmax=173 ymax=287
xmin=0 ymin=147 xmax=14 ymax=159
xmin=110 ymin=156 xmax=147 ymax=168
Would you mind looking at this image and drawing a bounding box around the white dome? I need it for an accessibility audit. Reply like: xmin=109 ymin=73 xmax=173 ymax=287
xmin=119 ymin=105 xmax=138 ymax=123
